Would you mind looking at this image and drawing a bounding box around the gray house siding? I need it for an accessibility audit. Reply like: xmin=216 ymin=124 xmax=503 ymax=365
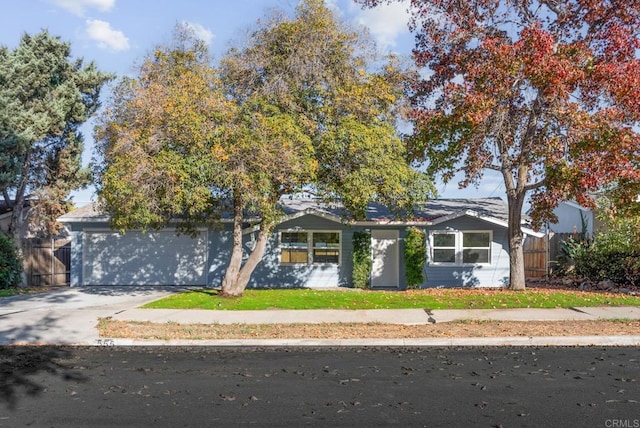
xmin=550 ymin=202 xmax=594 ymax=236
xmin=69 ymin=231 xmax=83 ymax=287
xmin=423 ymin=217 xmax=510 ymax=288
xmin=71 ymin=228 xmax=207 ymax=286
xmin=67 ymin=221 xmax=103 ymax=287
xmin=246 ymin=214 xmax=351 ymax=288
xmin=65 ymin=215 xmax=352 ymax=288
xmin=206 ymin=228 xmax=233 ymax=287
xmin=61 ymin=199 xmax=525 ymax=288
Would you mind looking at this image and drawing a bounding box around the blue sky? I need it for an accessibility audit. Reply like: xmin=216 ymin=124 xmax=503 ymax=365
xmin=0 ymin=0 xmax=505 ymax=205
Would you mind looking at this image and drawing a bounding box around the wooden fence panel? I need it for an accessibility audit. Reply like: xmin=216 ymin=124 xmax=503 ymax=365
xmin=523 ymin=232 xmax=579 ymax=278
xmin=24 ymin=239 xmax=71 ymax=286
xmin=524 ymin=236 xmax=547 ymax=278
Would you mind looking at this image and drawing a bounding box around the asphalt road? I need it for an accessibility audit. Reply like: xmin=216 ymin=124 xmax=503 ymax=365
xmin=1 ymin=346 xmax=639 ymax=427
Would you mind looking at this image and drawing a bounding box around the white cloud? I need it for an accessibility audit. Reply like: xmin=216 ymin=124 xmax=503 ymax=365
xmin=324 ymin=0 xmax=343 ymax=17
xmin=52 ymin=0 xmax=115 ymax=16
xmin=352 ymin=1 xmax=410 ymax=51
xmin=182 ymin=21 xmax=215 ymax=46
xmin=85 ymin=19 xmax=130 ymax=51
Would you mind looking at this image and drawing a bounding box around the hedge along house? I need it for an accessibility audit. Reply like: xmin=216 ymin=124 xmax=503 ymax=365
xmin=58 ymin=197 xmax=543 ymax=289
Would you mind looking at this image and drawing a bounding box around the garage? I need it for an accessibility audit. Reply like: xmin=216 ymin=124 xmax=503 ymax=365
xmin=82 ymin=230 xmax=208 ymax=286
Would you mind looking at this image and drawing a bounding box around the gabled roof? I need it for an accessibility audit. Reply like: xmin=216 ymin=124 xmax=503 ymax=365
xmin=278 ymin=197 xmax=508 ymax=222
xmin=279 ymin=197 xmax=543 ymax=237
xmin=59 ymin=197 xmax=543 ymax=237
xmin=57 ymin=202 xmax=109 ymax=222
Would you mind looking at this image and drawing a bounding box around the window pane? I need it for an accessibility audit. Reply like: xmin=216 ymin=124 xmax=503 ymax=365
xmin=281 ymin=249 xmax=308 ymax=264
xmin=313 ymin=249 xmax=339 ymax=264
xmin=463 ymin=249 xmax=489 ymax=264
xmin=463 ymin=232 xmax=490 ymax=247
xmin=433 ymin=233 xmax=455 ymax=247
xmin=312 ymin=232 xmax=340 ymax=248
xmin=433 ymin=249 xmax=456 ymax=263
xmin=282 ymin=232 xmax=307 ymax=247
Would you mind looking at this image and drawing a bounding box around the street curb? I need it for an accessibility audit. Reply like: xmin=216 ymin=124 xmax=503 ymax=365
xmin=88 ymin=335 xmax=640 ymax=348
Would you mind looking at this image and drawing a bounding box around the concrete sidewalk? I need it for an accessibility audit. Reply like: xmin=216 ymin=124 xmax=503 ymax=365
xmin=111 ymin=305 xmax=640 ymax=325
xmin=2 ymin=287 xmax=640 ymax=346
xmin=104 ymin=305 xmax=640 ymax=348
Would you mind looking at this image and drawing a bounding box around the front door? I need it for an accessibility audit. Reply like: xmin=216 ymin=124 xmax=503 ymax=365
xmin=371 ymin=230 xmax=399 ymax=289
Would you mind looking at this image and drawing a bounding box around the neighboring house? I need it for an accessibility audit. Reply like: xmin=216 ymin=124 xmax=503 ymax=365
xmin=0 ymin=199 xmax=33 ymax=238
xmin=58 ymin=197 xmax=543 ymax=289
xmin=549 ymin=201 xmax=594 ymax=237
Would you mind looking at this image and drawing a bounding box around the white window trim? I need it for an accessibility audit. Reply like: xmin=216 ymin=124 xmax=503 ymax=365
xmin=279 ymin=229 xmax=342 ymax=266
xmin=429 ymin=230 xmax=492 ymax=266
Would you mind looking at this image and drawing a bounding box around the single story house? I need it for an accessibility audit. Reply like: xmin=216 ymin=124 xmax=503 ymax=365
xmin=58 ymin=197 xmax=543 ymax=289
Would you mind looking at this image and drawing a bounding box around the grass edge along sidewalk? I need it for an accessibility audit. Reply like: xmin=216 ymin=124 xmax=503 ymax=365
xmin=97 ymin=318 xmax=640 ymax=341
xmin=141 ymin=288 xmax=640 ymax=311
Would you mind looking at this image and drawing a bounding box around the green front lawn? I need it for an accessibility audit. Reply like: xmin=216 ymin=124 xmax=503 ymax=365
xmin=142 ymin=288 xmax=640 ymax=310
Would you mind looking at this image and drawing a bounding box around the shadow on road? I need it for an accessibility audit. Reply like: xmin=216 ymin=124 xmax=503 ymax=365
xmin=76 ymin=285 xmax=193 ymax=297
xmin=0 ymin=286 xmax=188 ymax=306
xmin=0 ymin=346 xmax=87 ymax=410
xmin=0 ymin=288 xmax=80 ymax=305
xmin=0 ymin=313 xmax=62 ymax=345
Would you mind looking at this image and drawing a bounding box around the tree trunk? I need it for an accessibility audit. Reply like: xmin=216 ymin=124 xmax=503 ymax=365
xmin=220 ymin=197 xmax=243 ymax=296
xmin=507 ymin=192 xmax=526 ymax=290
xmin=7 ymin=150 xmax=31 ymax=287
xmin=219 ymin=195 xmax=269 ymax=298
xmin=8 ymin=153 xmax=29 ymax=247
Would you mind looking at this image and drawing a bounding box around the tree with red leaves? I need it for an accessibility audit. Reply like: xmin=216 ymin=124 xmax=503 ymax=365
xmin=358 ymin=0 xmax=640 ymax=290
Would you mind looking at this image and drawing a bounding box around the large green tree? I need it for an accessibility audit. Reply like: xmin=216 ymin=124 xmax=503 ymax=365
xmin=0 ymin=30 xmax=111 ymax=255
xmin=95 ymin=1 xmax=433 ymax=297
xmin=359 ymin=0 xmax=640 ymax=290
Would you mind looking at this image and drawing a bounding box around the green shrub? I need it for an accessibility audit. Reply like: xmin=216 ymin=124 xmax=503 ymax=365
xmin=405 ymin=227 xmax=426 ymax=289
xmin=0 ymin=233 xmax=22 ymax=289
xmin=565 ymin=215 xmax=640 ymax=286
xmin=352 ymin=231 xmax=371 ymax=289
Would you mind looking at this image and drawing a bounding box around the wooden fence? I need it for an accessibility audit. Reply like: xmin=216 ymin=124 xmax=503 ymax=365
xmin=524 ymin=232 xmax=578 ymax=279
xmin=23 ymin=238 xmax=71 ymax=286
xmin=523 ymin=235 xmax=547 ymax=278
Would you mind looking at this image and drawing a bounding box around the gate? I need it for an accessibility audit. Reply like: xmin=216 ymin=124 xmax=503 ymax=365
xmin=25 ymin=239 xmax=71 ymax=286
xmin=523 ymin=235 xmax=547 ymax=278
xmin=523 ymin=232 xmax=577 ymax=278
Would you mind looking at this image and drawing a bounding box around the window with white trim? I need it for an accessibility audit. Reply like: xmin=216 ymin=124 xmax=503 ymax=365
xmin=432 ymin=232 xmax=456 ymax=263
xmin=430 ymin=231 xmax=492 ymax=265
xmin=280 ymin=232 xmax=309 ymax=264
xmin=462 ymin=232 xmax=491 ymax=264
xmin=280 ymin=231 xmax=340 ymax=265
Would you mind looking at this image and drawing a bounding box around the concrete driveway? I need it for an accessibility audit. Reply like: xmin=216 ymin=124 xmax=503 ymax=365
xmin=0 ymin=287 xmax=182 ymax=345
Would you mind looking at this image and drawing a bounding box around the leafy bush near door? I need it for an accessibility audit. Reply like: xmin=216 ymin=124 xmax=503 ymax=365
xmin=0 ymin=233 xmax=22 ymax=288
xmin=405 ymin=227 xmax=426 ymax=289
xmin=352 ymin=231 xmax=371 ymax=289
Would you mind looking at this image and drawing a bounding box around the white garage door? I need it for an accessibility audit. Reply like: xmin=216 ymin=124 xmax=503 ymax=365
xmin=83 ymin=230 xmax=207 ymax=286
